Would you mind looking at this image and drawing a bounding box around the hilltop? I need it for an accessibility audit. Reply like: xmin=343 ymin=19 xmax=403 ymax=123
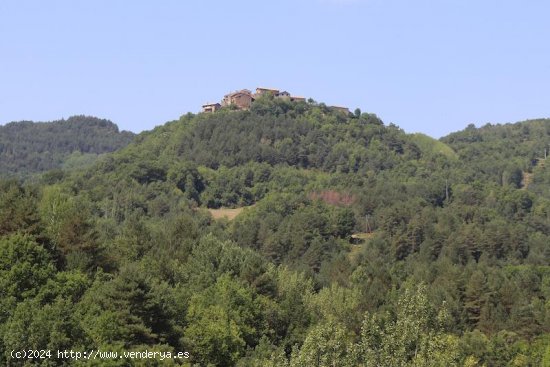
xmin=0 ymin=115 xmax=134 ymax=177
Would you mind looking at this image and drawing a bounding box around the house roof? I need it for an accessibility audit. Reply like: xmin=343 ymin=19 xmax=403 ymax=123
xmin=256 ymin=87 xmax=279 ymax=92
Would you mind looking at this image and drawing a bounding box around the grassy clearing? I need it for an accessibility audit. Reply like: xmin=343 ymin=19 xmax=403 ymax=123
xmin=351 ymin=232 xmax=376 ymax=240
xmin=207 ymin=206 xmax=250 ymax=220
xmin=410 ymin=133 xmax=458 ymax=160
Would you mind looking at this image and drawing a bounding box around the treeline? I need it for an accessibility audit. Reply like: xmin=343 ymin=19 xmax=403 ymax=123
xmin=0 ymin=115 xmax=134 ymax=177
xmin=442 ymin=119 xmax=550 ymax=187
xmin=0 ymin=100 xmax=548 ymax=366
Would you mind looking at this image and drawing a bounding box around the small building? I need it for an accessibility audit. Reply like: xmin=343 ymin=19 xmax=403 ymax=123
xmin=222 ymin=89 xmax=255 ymax=110
xmin=277 ymin=91 xmax=291 ymax=99
xmin=255 ymin=87 xmax=280 ymax=97
xmin=290 ymin=96 xmax=306 ymax=103
xmin=202 ymin=102 xmax=221 ymax=113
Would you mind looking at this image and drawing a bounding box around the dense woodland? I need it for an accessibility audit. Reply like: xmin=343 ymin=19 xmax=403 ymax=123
xmin=0 ymin=116 xmax=134 ymax=177
xmin=0 ymin=96 xmax=549 ymax=366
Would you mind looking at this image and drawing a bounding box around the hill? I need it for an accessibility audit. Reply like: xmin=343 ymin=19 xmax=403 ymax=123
xmin=441 ymin=119 xmax=550 ymax=186
xmin=0 ymin=99 xmax=549 ymax=366
xmin=0 ymin=115 xmax=134 ymax=177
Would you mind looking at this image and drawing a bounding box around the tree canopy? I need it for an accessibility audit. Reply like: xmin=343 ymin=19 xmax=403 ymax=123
xmin=0 ymin=115 xmax=134 ymax=178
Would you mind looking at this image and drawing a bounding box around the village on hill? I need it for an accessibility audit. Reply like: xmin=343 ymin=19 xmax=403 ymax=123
xmin=202 ymin=87 xmax=349 ymax=114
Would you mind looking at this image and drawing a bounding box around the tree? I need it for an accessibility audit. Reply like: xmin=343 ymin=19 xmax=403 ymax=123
xmin=0 ymin=180 xmax=41 ymax=236
xmin=183 ymin=275 xmax=262 ymax=366
xmin=352 ymin=284 xmax=460 ymax=367
xmin=38 ymin=185 xmax=99 ymax=270
xmin=77 ymin=264 xmax=178 ymax=348
xmin=0 ymin=234 xmax=55 ymax=305
xmin=289 ymin=322 xmax=350 ymax=367
xmin=464 ymin=270 xmax=488 ymax=327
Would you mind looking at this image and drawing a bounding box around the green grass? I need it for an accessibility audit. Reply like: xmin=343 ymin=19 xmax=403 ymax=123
xmin=411 ymin=133 xmax=458 ymax=160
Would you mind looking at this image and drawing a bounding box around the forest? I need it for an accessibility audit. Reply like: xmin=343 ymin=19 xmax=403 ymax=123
xmin=0 ymin=96 xmax=549 ymax=366
xmin=0 ymin=115 xmax=134 ymax=178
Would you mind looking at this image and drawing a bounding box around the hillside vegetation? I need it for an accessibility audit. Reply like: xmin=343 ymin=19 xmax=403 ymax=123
xmin=0 ymin=97 xmax=549 ymax=366
xmin=410 ymin=132 xmax=458 ymax=160
xmin=0 ymin=115 xmax=134 ymax=177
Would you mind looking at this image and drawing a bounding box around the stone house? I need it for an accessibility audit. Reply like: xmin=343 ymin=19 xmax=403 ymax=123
xmin=202 ymin=103 xmax=222 ymax=113
xmin=255 ymin=87 xmax=280 ymax=97
xmin=221 ymin=89 xmax=255 ymax=110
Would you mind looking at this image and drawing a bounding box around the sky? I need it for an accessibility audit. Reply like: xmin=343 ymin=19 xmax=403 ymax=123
xmin=1 ymin=0 xmax=549 ymax=138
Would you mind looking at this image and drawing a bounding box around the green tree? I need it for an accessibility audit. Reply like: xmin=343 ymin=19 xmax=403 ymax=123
xmin=183 ymin=275 xmax=262 ymax=366
xmin=289 ymin=322 xmax=351 ymax=367
xmin=352 ymin=284 xmax=460 ymax=367
xmin=0 ymin=234 xmax=55 ymax=306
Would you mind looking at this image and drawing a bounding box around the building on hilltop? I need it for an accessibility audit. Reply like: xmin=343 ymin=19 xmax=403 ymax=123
xmin=255 ymin=89 xmax=306 ymax=103
xmin=276 ymin=91 xmax=306 ymax=102
xmin=202 ymin=102 xmax=222 ymax=113
xmin=277 ymin=91 xmax=291 ymax=99
xmin=221 ymin=89 xmax=255 ymax=110
xmin=255 ymin=87 xmax=280 ymax=97
xmin=200 ymin=86 xmax=336 ymax=113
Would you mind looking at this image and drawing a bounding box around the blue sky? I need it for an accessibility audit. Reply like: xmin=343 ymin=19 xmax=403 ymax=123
xmin=1 ymin=0 xmax=548 ymax=138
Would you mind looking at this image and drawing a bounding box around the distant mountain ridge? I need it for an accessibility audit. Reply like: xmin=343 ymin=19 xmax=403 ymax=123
xmin=0 ymin=115 xmax=134 ymax=177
